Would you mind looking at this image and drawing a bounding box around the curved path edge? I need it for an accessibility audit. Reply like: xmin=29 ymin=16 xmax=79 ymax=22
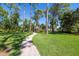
xmin=20 ymin=32 xmax=40 ymax=56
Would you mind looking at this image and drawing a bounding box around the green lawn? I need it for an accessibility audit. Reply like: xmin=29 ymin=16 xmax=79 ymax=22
xmin=0 ymin=32 xmax=32 ymax=56
xmin=33 ymin=33 xmax=79 ymax=56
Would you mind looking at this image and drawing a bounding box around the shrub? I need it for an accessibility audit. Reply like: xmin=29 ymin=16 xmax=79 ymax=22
xmin=0 ymin=32 xmax=31 ymax=55
xmin=0 ymin=36 xmax=6 ymax=50
xmin=9 ymin=49 xmax=21 ymax=56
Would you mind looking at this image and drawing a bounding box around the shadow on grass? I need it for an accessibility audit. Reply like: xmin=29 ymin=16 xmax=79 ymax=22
xmin=48 ymin=31 xmax=79 ymax=35
xmin=49 ymin=32 xmax=67 ymax=34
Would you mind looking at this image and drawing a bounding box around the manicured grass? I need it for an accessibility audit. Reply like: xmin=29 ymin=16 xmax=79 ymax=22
xmin=0 ymin=32 xmax=32 ymax=56
xmin=33 ymin=33 xmax=79 ymax=56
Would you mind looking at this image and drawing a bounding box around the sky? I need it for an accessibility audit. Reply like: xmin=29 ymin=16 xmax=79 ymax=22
xmin=1 ymin=3 xmax=79 ymax=25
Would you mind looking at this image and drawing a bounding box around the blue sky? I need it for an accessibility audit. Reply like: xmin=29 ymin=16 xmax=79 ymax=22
xmin=1 ymin=3 xmax=79 ymax=25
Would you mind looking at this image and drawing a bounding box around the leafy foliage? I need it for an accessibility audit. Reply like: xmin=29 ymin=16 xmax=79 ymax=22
xmin=59 ymin=8 xmax=79 ymax=33
xmin=0 ymin=32 xmax=32 ymax=55
xmin=49 ymin=3 xmax=70 ymax=32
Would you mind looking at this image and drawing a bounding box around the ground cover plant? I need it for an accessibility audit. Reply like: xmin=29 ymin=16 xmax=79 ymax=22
xmin=0 ymin=32 xmax=32 ymax=56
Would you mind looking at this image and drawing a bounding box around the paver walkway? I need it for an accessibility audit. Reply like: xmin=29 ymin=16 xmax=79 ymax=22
xmin=20 ymin=32 xmax=40 ymax=56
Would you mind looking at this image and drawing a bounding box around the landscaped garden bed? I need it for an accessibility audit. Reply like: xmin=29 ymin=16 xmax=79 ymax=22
xmin=0 ymin=32 xmax=32 ymax=56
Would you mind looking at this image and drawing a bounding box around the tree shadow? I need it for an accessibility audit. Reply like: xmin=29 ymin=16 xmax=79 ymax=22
xmin=49 ymin=32 xmax=68 ymax=34
xmin=49 ymin=31 xmax=79 ymax=35
xmin=21 ymin=41 xmax=33 ymax=49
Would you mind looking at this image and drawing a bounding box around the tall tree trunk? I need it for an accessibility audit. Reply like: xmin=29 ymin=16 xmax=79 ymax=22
xmin=29 ymin=4 xmax=32 ymax=32
xmin=46 ymin=3 xmax=49 ymax=34
xmin=51 ymin=25 xmax=54 ymax=32
xmin=36 ymin=19 xmax=39 ymax=32
xmin=23 ymin=4 xmax=26 ymax=32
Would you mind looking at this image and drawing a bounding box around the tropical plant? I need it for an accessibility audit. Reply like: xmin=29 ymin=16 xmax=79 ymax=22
xmin=29 ymin=3 xmax=38 ymax=32
xmin=32 ymin=9 xmax=43 ymax=32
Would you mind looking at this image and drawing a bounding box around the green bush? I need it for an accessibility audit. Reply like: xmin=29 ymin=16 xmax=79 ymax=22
xmin=0 ymin=36 xmax=6 ymax=50
xmin=71 ymin=26 xmax=78 ymax=33
xmin=37 ymin=29 xmax=45 ymax=33
xmin=9 ymin=49 xmax=21 ymax=56
xmin=0 ymin=32 xmax=32 ymax=55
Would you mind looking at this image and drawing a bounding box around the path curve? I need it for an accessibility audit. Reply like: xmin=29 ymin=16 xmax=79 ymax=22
xmin=20 ymin=32 xmax=40 ymax=56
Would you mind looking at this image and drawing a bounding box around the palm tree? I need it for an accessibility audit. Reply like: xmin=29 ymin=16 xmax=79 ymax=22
xmin=11 ymin=4 xmax=20 ymax=31
xmin=33 ymin=9 xmax=43 ymax=32
xmin=6 ymin=3 xmax=20 ymax=31
xmin=6 ymin=3 xmax=16 ymax=31
xmin=0 ymin=5 xmax=9 ymax=31
xmin=29 ymin=3 xmax=38 ymax=32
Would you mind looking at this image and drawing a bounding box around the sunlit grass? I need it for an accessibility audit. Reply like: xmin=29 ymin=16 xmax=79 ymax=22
xmin=33 ymin=33 xmax=79 ymax=56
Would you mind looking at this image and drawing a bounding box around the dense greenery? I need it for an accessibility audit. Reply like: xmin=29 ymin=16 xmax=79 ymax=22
xmin=33 ymin=33 xmax=79 ymax=56
xmin=49 ymin=3 xmax=70 ymax=32
xmin=0 ymin=4 xmax=32 ymax=56
xmin=0 ymin=3 xmax=79 ymax=33
xmin=0 ymin=32 xmax=31 ymax=55
xmin=59 ymin=8 xmax=79 ymax=33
